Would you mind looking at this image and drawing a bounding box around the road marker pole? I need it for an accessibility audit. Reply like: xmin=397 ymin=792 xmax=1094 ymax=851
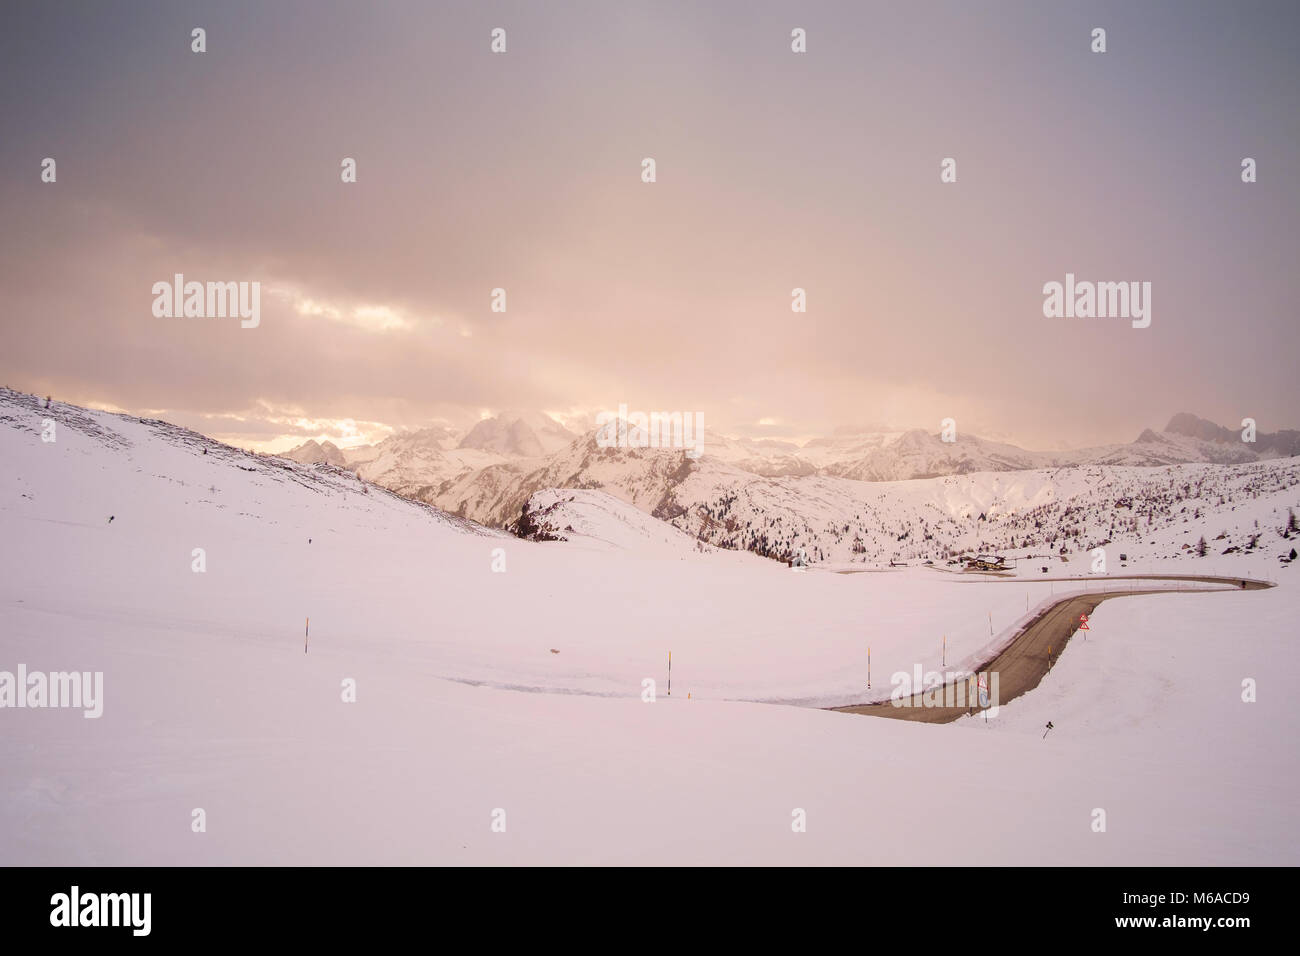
xmin=305 ymin=617 xmax=309 ymax=654
xmin=668 ymin=650 xmax=672 ymax=697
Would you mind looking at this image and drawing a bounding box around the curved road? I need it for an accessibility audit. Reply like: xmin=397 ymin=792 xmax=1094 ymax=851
xmin=829 ymin=576 xmax=1272 ymax=724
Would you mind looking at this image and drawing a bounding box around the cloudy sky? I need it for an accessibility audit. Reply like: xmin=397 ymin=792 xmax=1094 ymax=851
xmin=2 ymin=0 xmax=1297 ymax=452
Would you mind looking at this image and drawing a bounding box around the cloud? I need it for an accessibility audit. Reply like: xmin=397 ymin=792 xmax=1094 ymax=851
xmin=1 ymin=1 xmax=1296 ymax=450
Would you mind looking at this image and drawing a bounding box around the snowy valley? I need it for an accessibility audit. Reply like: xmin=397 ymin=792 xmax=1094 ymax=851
xmin=2 ymin=388 xmax=1298 ymax=865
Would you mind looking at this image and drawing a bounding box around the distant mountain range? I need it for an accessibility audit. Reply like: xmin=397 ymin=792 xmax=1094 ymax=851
xmin=1161 ymin=413 xmax=1300 ymax=458
xmin=5 ymin=386 xmax=1296 ymax=570
xmin=279 ymin=412 xmax=1298 ymax=531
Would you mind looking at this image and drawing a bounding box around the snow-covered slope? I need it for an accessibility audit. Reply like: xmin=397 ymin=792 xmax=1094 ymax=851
xmin=0 ymin=388 xmax=487 ymax=538
xmin=514 ymin=488 xmax=719 ymax=557
xmin=0 ymin=387 xmax=1052 ymax=708
xmin=665 ymin=458 xmax=1300 ymax=567
xmin=3 ymin=388 xmax=1298 ymax=865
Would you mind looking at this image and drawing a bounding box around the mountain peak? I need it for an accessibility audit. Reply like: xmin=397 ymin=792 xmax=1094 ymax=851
xmin=1163 ymin=413 xmax=1231 ymax=443
xmin=459 ymin=416 xmax=545 ymax=457
xmin=282 ymin=438 xmax=348 ymax=467
xmin=459 ymin=412 xmax=575 ymax=456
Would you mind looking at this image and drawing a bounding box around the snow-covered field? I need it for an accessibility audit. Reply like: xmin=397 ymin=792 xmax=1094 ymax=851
xmin=2 ymin=390 xmax=1297 ymax=864
xmin=958 ymin=586 xmax=1299 ymax=864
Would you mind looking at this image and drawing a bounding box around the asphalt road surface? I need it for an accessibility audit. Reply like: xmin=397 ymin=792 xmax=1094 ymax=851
xmin=829 ymin=576 xmax=1270 ymax=724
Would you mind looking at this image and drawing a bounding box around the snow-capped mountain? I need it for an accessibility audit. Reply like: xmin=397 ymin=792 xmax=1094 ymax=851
xmin=796 ymin=425 xmax=909 ymax=468
xmin=282 ymin=438 xmax=350 ymax=467
xmin=1087 ymin=428 xmax=1258 ymax=466
xmin=695 ymin=432 xmax=818 ymax=477
xmin=352 ymin=427 xmax=459 ymax=498
xmin=280 ymin=410 xmax=1298 ymax=524
xmin=1163 ymin=412 xmax=1300 ymax=458
xmin=458 ymin=411 xmax=575 ymax=458
xmin=61 ymin=390 xmax=1298 ymax=572
xmin=280 ymin=411 xmax=578 ymax=501
xmin=820 ymin=415 xmax=1293 ymax=480
xmin=822 ymin=429 xmax=1059 ymax=481
xmin=459 ymin=417 xmax=546 ymax=458
xmin=433 ymin=427 xmax=694 ymax=528
xmin=384 ymin=412 xmax=1300 ymax=569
